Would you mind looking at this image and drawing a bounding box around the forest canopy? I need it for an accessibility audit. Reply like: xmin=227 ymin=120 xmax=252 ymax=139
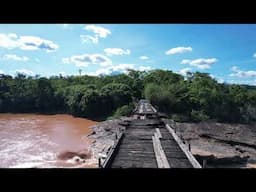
xmin=1 ymin=69 xmax=256 ymax=123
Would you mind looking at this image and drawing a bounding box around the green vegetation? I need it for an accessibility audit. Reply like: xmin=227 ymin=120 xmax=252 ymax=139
xmin=112 ymin=104 xmax=135 ymax=118
xmin=1 ymin=69 xmax=256 ymax=123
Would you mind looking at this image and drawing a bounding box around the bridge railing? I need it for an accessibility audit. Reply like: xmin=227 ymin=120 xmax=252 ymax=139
xmin=99 ymin=128 xmax=125 ymax=168
xmin=165 ymin=121 xmax=202 ymax=168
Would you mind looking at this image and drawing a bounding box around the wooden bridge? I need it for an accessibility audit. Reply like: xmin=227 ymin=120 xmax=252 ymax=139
xmin=100 ymin=99 xmax=202 ymax=168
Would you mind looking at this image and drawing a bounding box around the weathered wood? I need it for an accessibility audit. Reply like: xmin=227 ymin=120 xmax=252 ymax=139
xmin=151 ymin=105 xmax=157 ymax=113
xmin=166 ymin=124 xmax=202 ymax=168
xmin=101 ymin=132 xmax=124 ymax=168
xmin=152 ymin=133 xmax=170 ymax=168
xmin=102 ymin=99 xmax=201 ymax=168
xmin=156 ymin=128 xmax=162 ymax=139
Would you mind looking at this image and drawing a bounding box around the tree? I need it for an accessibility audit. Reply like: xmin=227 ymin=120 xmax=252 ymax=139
xmin=35 ymin=78 xmax=55 ymax=112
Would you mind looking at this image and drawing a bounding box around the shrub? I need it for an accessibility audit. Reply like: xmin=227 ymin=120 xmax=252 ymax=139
xmin=190 ymin=110 xmax=209 ymax=122
xmin=171 ymin=113 xmax=190 ymax=122
xmin=112 ymin=104 xmax=134 ymax=118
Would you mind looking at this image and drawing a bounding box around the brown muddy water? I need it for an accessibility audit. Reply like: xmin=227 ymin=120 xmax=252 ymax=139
xmin=0 ymin=114 xmax=98 ymax=168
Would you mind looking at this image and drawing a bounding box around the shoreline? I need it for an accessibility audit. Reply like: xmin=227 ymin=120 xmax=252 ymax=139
xmin=0 ymin=113 xmax=98 ymax=168
xmin=88 ymin=117 xmax=256 ymax=168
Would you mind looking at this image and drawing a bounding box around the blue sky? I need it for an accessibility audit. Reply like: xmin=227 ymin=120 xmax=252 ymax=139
xmin=1 ymin=24 xmax=256 ymax=85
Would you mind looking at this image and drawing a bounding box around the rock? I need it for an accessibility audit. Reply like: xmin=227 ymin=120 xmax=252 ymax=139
xmin=87 ymin=117 xmax=131 ymax=161
xmin=194 ymin=154 xmax=249 ymax=167
xmin=104 ymin=127 xmax=112 ymax=131
xmin=87 ymin=131 xmax=96 ymax=136
xmin=175 ymin=121 xmax=256 ymax=167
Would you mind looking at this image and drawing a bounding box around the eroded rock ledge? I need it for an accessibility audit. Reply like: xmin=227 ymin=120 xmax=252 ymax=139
xmin=87 ymin=117 xmax=132 ymax=164
xmin=173 ymin=121 xmax=256 ymax=167
xmin=87 ymin=118 xmax=256 ymax=168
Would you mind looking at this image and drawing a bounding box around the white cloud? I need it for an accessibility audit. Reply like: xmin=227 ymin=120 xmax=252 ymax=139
xmin=104 ymin=48 xmax=130 ymax=56
xmin=62 ymin=58 xmax=70 ymax=64
xmin=138 ymin=66 xmax=152 ymax=71
xmin=181 ymin=58 xmax=218 ymax=69
xmin=180 ymin=59 xmax=190 ymax=64
xmin=139 ymin=56 xmax=149 ymax=60
xmin=166 ymin=47 xmax=192 ymax=55
xmin=0 ymin=33 xmax=59 ymax=52
xmin=80 ymin=35 xmax=99 ymax=44
xmin=0 ymin=33 xmax=19 ymax=49
xmin=19 ymin=36 xmax=59 ymax=52
xmin=15 ymin=69 xmax=34 ymax=76
xmin=231 ymin=66 xmax=239 ymax=72
xmin=81 ymin=25 xmax=111 ymax=44
xmin=209 ymin=74 xmax=215 ymax=79
xmin=84 ymin=25 xmax=111 ymax=38
xmin=228 ymin=79 xmax=256 ymax=85
xmin=85 ymin=69 xmax=109 ymax=76
xmin=62 ymin=54 xmax=112 ymax=67
xmin=217 ymin=78 xmax=225 ymax=84
xmin=0 ymin=69 xmax=4 ymax=74
xmin=1 ymin=54 xmax=29 ymax=62
xmin=209 ymin=74 xmax=225 ymax=83
xmin=230 ymin=66 xmax=256 ymax=78
xmin=178 ymin=67 xmax=192 ymax=76
xmin=110 ymin=64 xmax=135 ymax=74
xmin=253 ymin=53 xmax=256 ymax=58
xmin=85 ymin=64 xmax=151 ymax=76
xmin=85 ymin=64 xmax=134 ymax=76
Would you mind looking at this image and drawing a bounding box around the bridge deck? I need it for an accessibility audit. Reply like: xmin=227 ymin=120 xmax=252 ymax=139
xmin=102 ymin=100 xmax=200 ymax=168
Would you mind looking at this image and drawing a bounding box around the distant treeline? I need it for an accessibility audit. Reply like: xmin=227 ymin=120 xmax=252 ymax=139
xmin=1 ymin=70 xmax=256 ymax=123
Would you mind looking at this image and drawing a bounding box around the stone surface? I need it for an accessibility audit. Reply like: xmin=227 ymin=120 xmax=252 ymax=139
xmin=87 ymin=117 xmax=256 ymax=168
xmin=87 ymin=116 xmax=132 ymax=164
xmin=171 ymin=121 xmax=256 ymax=167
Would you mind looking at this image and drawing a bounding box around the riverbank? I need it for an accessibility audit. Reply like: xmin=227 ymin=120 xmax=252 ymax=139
xmin=87 ymin=117 xmax=256 ymax=168
xmin=87 ymin=116 xmax=133 ymax=166
xmin=0 ymin=113 xmax=97 ymax=168
xmin=2 ymin=112 xmax=254 ymax=168
xmin=166 ymin=120 xmax=256 ymax=168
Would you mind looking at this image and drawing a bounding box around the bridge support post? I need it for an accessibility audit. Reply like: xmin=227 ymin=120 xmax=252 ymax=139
xmin=203 ymin=159 xmax=207 ymax=168
xmin=98 ymin=158 xmax=102 ymax=168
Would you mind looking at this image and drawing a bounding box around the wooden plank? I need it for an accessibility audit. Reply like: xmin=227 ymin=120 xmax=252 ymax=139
xmin=152 ymin=133 xmax=170 ymax=168
xmin=156 ymin=128 xmax=162 ymax=139
xmin=164 ymin=152 xmax=188 ymax=158
xmin=103 ymin=100 xmax=201 ymax=168
xmin=165 ymin=124 xmax=201 ymax=168
xmin=167 ymin=158 xmax=194 ymax=167
xmin=151 ymin=105 xmax=157 ymax=113
xmin=111 ymin=160 xmax=157 ymax=168
xmin=101 ymin=132 xmax=124 ymax=168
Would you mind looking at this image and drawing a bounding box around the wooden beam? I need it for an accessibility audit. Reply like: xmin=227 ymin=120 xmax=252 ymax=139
xmin=151 ymin=105 xmax=157 ymax=113
xmin=101 ymin=132 xmax=124 ymax=168
xmin=152 ymin=133 xmax=170 ymax=168
xmin=155 ymin=128 xmax=162 ymax=139
xmin=165 ymin=124 xmax=202 ymax=168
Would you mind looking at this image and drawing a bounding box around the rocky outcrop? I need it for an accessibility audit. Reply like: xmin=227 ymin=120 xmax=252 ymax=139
xmin=87 ymin=117 xmax=256 ymax=168
xmin=194 ymin=154 xmax=249 ymax=168
xmin=87 ymin=117 xmax=132 ymax=164
xmin=171 ymin=121 xmax=256 ymax=167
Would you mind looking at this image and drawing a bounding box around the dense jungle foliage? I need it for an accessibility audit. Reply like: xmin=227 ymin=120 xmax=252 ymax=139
xmin=1 ymin=69 xmax=256 ymax=123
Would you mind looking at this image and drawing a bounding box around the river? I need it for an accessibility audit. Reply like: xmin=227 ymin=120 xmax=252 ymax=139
xmin=0 ymin=114 xmax=98 ymax=168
